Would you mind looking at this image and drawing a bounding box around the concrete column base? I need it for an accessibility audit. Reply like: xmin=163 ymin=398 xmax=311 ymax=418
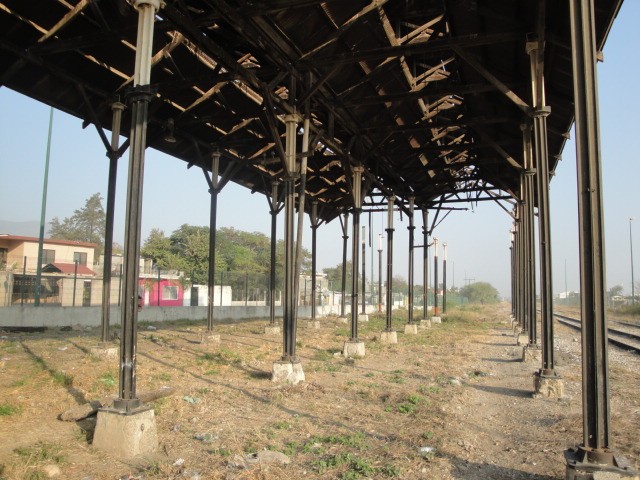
xmin=92 ymin=406 xmax=158 ymax=458
xmin=513 ymin=323 xmax=521 ymax=334
xmin=343 ymin=340 xmax=365 ymax=358
xmin=420 ymin=319 xmax=432 ymax=329
xmin=522 ymin=344 xmax=542 ymax=363
xmin=90 ymin=344 xmax=118 ymax=360
xmin=431 ymin=316 xmax=442 ymax=324
xmin=338 ymin=317 xmax=349 ymax=324
xmin=306 ymin=320 xmax=320 ymax=329
xmin=565 ymin=447 xmax=639 ymax=480
xmin=201 ymin=333 xmax=221 ymax=344
xmin=264 ymin=325 xmax=281 ymax=335
xmin=533 ymin=371 xmax=565 ymax=399
xmin=516 ymin=331 xmax=529 ymax=346
xmin=380 ymin=330 xmax=398 ymax=344
xmin=404 ymin=324 xmax=418 ymax=335
xmin=358 ymin=313 xmax=369 ymax=322
xmin=271 ymin=360 xmax=305 ymax=385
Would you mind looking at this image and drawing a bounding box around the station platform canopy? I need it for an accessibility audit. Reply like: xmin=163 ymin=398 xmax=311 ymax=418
xmin=0 ymin=0 xmax=624 ymax=222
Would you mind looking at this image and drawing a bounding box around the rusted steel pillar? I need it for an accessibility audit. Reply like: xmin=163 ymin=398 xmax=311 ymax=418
xmin=361 ymin=225 xmax=366 ymax=315
xmin=282 ymin=114 xmax=299 ymax=361
xmin=422 ymin=210 xmax=429 ymax=319
xmin=565 ymin=1 xmax=637 ymax=476
xmin=385 ymin=196 xmax=394 ymax=330
xmin=350 ymin=167 xmax=363 ymax=341
xmin=521 ymin=123 xmax=537 ymax=346
xmin=206 ymin=149 xmax=220 ymax=332
xmin=407 ymin=197 xmax=415 ymax=324
xmin=115 ymin=0 xmax=159 ymax=412
xmin=310 ymin=200 xmax=318 ymax=320
xmin=101 ymin=101 xmax=125 ymax=343
xmin=269 ymin=181 xmax=280 ymax=326
xmin=527 ymin=39 xmax=557 ymax=373
xmin=442 ymin=243 xmax=447 ymax=314
xmin=339 ymin=213 xmax=349 ymax=317
xmin=433 ymin=237 xmax=439 ymax=316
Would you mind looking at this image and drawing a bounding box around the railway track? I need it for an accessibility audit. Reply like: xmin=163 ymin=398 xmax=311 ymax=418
xmin=553 ymin=312 xmax=640 ymax=354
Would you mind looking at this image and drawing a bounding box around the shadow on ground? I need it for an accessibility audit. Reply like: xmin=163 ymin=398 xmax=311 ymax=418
xmin=447 ymin=455 xmax=557 ymax=480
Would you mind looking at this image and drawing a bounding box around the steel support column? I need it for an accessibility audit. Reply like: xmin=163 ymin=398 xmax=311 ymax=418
xmin=528 ymin=39 xmax=556 ymax=372
xmin=522 ymin=122 xmax=537 ymax=346
xmin=269 ymin=181 xmax=280 ymax=326
xmin=422 ymin=210 xmax=429 ymax=319
xmin=361 ymin=225 xmax=366 ymax=316
xmin=101 ymin=101 xmax=125 ymax=343
xmin=433 ymin=237 xmax=439 ymax=317
xmin=206 ymin=150 xmax=220 ymax=332
xmin=407 ymin=197 xmax=415 ymax=324
xmin=566 ymin=0 xmax=631 ymax=472
xmin=442 ymin=243 xmax=447 ymax=314
xmin=340 ymin=213 xmax=349 ymax=317
xmin=311 ymin=200 xmax=318 ymax=320
xmin=115 ymin=0 xmax=158 ymax=412
xmin=377 ymin=234 xmax=383 ymax=313
xmin=282 ymin=114 xmax=299 ymax=361
xmin=350 ymin=166 xmax=364 ymax=341
xmin=385 ymin=196 xmax=394 ymax=331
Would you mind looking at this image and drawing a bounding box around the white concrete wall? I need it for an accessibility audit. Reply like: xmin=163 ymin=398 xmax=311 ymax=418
xmin=0 ymin=304 xmax=328 ymax=328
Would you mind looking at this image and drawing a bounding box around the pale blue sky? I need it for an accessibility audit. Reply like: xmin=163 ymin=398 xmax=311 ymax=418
xmin=1 ymin=2 xmax=638 ymax=298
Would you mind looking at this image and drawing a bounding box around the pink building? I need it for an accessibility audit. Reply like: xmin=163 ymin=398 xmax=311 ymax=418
xmin=138 ymin=278 xmax=184 ymax=307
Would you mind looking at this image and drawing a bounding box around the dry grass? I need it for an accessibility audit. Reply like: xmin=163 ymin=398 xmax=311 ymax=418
xmin=0 ymin=304 xmax=638 ymax=479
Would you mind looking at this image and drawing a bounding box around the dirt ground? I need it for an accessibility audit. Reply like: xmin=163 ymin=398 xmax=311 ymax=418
xmin=0 ymin=303 xmax=638 ymax=480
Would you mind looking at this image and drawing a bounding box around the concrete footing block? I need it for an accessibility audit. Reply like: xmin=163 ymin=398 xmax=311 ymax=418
xmin=404 ymin=324 xmax=418 ymax=335
xmin=271 ymin=360 xmax=305 ymax=385
xmin=534 ymin=372 xmax=565 ymax=399
xmin=522 ymin=344 xmax=542 ymax=363
xmin=380 ymin=330 xmax=398 ymax=344
xmin=343 ymin=340 xmax=365 ymax=358
xmin=431 ymin=316 xmax=442 ymax=324
xmin=264 ymin=325 xmax=281 ymax=335
xmin=201 ymin=333 xmax=221 ymax=344
xmin=92 ymin=406 xmax=158 ymax=458
xmin=305 ymin=320 xmax=320 ymax=329
xmin=565 ymin=447 xmax=639 ymax=480
xmin=419 ymin=319 xmax=432 ymax=329
xmin=89 ymin=344 xmax=118 ymax=360
xmin=358 ymin=313 xmax=369 ymax=323
xmin=516 ymin=331 xmax=529 ymax=346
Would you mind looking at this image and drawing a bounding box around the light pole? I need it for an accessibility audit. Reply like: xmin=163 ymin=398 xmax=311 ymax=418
xmin=433 ymin=237 xmax=439 ymax=316
xmin=631 ymin=217 xmax=636 ymax=305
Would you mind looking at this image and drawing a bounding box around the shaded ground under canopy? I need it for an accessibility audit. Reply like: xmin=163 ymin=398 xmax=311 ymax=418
xmin=0 ymin=304 xmax=638 ymax=479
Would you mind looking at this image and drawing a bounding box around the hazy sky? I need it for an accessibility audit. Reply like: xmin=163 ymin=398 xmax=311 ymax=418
xmin=1 ymin=2 xmax=639 ymax=298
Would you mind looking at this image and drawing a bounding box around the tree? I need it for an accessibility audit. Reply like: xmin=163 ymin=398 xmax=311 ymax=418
xmin=49 ymin=193 xmax=106 ymax=254
xmin=607 ymin=284 xmax=623 ymax=300
xmin=139 ymin=224 xmax=311 ymax=287
xmin=323 ymin=261 xmax=352 ymax=293
xmin=140 ymin=228 xmax=183 ymax=272
xmin=459 ymin=281 xmax=499 ymax=304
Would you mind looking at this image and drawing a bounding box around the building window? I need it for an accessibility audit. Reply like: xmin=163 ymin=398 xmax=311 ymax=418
xmin=73 ymin=252 xmax=88 ymax=266
xmin=0 ymin=248 xmax=7 ymax=268
xmin=43 ymin=249 xmax=55 ymax=264
xmin=162 ymin=285 xmax=178 ymax=300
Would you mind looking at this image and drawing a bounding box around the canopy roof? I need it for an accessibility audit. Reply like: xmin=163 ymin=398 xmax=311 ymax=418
xmin=0 ymin=0 xmax=624 ymax=223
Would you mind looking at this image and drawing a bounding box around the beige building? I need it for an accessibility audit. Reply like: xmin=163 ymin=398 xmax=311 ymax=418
xmin=0 ymin=234 xmax=97 ymax=306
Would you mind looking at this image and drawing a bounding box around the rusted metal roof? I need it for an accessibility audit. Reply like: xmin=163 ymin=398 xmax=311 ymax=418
xmin=0 ymin=0 xmax=624 ymax=223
